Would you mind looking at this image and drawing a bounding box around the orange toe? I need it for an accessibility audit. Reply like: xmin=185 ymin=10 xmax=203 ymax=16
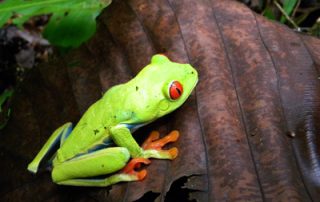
xmin=136 ymin=169 xmax=147 ymax=180
xmin=168 ymin=147 xmax=178 ymax=159
xmin=142 ymin=131 xmax=159 ymax=149
xmin=122 ymin=158 xmax=150 ymax=175
xmin=142 ymin=130 xmax=180 ymax=150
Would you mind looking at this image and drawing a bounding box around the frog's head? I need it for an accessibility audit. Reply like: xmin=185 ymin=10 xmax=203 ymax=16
xmin=128 ymin=54 xmax=198 ymax=123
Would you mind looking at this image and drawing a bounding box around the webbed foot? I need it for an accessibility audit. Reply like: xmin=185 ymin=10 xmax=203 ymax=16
xmin=121 ymin=158 xmax=151 ymax=181
xmin=142 ymin=130 xmax=179 ymax=159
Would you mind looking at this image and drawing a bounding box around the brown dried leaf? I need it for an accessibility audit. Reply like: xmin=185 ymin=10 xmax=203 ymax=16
xmin=1 ymin=0 xmax=320 ymax=201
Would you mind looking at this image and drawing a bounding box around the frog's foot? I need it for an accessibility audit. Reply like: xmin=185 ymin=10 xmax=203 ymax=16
xmin=142 ymin=130 xmax=179 ymax=159
xmin=121 ymin=158 xmax=151 ymax=181
xmin=28 ymin=122 xmax=72 ymax=173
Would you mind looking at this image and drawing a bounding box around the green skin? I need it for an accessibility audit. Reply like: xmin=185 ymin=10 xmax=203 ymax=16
xmin=27 ymin=54 xmax=198 ymax=187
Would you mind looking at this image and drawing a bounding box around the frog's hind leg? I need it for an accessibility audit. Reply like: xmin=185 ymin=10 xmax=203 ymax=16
xmin=52 ymin=147 xmax=150 ymax=187
xmin=27 ymin=122 xmax=72 ymax=173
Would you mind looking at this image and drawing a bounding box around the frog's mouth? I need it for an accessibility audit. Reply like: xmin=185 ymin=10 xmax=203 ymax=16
xmin=190 ymin=75 xmax=199 ymax=94
xmin=183 ymin=73 xmax=199 ymax=100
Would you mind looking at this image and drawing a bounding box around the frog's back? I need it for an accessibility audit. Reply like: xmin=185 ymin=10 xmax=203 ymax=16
xmin=55 ymin=87 xmax=122 ymax=163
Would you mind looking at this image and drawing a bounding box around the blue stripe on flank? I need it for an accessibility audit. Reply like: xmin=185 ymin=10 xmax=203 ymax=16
xmin=124 ymin=123 xmax=148 ymax=132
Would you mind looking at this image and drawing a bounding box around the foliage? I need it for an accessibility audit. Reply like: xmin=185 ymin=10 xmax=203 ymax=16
xmin=0 ymin=89 xmax=13 ymax=130
xmin=240 ymin=0 xmax=320 ymax=37
xmin=280 ymin=0 xmax=298 ymax=23
xmin=0 ymin=0 xmax=112 ymax=48
xmin=262 ymin=0 xmax=299 ymax=27
xmin=309 ymin=18 xmax=320 ymax=37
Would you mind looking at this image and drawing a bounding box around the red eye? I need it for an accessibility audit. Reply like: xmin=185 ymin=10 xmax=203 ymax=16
xmin=169 ymin=81 xmax=183 ymax=100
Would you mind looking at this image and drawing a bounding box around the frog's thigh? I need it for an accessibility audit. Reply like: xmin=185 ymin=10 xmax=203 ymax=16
xmin=52 ymin=147 xmax=130 ymax=186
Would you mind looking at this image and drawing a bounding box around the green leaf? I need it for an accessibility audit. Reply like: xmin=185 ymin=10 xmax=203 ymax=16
xmin=0 ymin=89 xmax=13 ymax=130
xmin=44 ymin=9 xmax=99 ymax=48
xmin=0 ymin=89 xmax=13 ymax=113
xmin=263 ymin=7 xmax=276 ymax=21
xmin=0 ymin=0 xmax=112 ymax=48
xmin=280 ymin=0 xmax=298 ymax=23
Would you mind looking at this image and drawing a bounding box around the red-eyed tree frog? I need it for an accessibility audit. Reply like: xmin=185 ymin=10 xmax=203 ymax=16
xmin=27 ymin=54 xmax=198 ymax=187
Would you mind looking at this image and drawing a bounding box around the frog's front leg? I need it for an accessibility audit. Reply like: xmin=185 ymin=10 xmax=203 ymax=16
xmin=52 ymin=147 xmax=150 ymax=187
xmin=28 ymin=122 xmax=72 ymax=173
xmin=110 ymin=125 xmax=179 ymax=159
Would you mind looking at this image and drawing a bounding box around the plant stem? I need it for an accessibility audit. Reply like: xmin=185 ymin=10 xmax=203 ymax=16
xmin=292 ymin=0 xmax=301 ymax=17
xmin=274 ymin=0 xmax=299 ymax=29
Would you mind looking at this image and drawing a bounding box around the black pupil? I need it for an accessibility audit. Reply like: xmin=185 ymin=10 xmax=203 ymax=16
xmin=175 ymin=87 xmax=181 ymax=95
